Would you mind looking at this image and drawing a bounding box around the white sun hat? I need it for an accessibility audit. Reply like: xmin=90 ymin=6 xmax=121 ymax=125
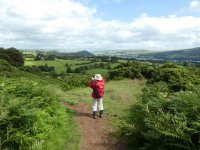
xmin=94 ymin=74 xmax=103 ymax=80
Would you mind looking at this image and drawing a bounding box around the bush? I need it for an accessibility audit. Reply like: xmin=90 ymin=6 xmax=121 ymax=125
xmin=0 ymin=47 xmax=24 ymax=67
xmin=0 ymin=79 xmax=71 ymax=150
xmin=120 ymin=83 xmax=200 ymax=150
xmin=149 ymin=63 xmax=200 ymax=92
xmin=61 ymin=75 xmax=91 ymax=91
xmin=0 ymin=59 xmax=14 ymax=72
xmin=108 ymin=61 xmax=157 ymax=80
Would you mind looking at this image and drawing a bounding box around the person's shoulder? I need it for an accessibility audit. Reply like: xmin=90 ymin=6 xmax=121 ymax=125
xmin=98 ymin=80 xmax=105 ymax=84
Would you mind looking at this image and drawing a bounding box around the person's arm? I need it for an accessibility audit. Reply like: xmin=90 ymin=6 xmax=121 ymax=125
xmin=89 ymin=80 xmax=96 ymax=89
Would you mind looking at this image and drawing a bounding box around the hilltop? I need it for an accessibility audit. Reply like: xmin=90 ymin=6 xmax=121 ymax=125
xmin=61 ymin=50 xmax=95 ymax=57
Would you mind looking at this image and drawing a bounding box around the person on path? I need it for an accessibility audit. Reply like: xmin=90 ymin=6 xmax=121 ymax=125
xmin=89 ymin=74 xmax=105 ymax=119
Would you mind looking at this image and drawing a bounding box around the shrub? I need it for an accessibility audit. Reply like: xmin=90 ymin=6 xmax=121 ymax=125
xmin=0 ymin=47 xmax=24 ymax=67
xmin=0 ymin=79 xmax=71 ymax=150
xmin=0 ymin=59 xmax=13 ymax=72
xmin=120 ymin=84 xmax=200 ymax=150
xmin=149 ymin=63 xmax=200 ymax=92
xmin=61 ymin=75 xmax=91 ymax=91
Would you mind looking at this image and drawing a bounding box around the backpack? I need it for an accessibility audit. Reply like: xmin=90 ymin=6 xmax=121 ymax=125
xmin=93 ymin=87 xmax=101 ymax=98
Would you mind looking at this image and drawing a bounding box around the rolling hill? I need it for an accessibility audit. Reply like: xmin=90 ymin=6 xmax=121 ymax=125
xmin=21 ymin=50 xmax=95 ymax=58
xmin=137 ymin=47 xmax=200 ymax=61
xmin=63 ymin=50 xmax=95 ymax=57
xmin=93 ymin=49 xmax=152 ymax=58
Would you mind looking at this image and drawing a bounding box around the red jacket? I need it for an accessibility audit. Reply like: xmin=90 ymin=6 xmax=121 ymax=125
xmin=89 ymin=79 xmax=105 ymax=98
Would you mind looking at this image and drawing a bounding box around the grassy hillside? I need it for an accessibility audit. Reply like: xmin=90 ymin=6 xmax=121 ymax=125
xmin=0 ymin=61 xmax=80 ymax=150
xmin=2 ymin=48 xmax=200 ymax=149
xmin=138 ymin=47 xmax=200 ymax=61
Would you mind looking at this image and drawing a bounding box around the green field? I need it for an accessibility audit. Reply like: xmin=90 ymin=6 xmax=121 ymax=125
xmin=25 ymin=59 xmax=90 ymax=73
xmin=25 ymin=59 xmax=120 ymax=75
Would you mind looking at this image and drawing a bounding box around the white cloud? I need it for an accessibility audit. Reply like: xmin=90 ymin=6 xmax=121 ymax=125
xmin=130 ymin=15 xmax=200 ymax=50
xmin=102 ymin=0 xmax=123 ymax=3
xmin=0 ymin=0 xmax=200 ymax=51
xmin=190 ymin=0 xmax=200 ymax=9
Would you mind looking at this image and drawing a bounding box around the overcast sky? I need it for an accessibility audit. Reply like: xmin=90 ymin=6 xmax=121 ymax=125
xmin=0 ymin=0 xmax=200 ymax=51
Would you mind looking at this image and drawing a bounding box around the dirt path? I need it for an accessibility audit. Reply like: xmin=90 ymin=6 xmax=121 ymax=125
xmin=63 ymin=102 xmax=126 ymax=150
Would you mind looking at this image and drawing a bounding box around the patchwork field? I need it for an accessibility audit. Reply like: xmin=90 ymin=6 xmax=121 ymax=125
xmin=25 ymin=59 xmax=91 ymax=73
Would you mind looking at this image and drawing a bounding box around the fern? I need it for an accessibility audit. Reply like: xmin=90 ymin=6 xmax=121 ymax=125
xmin=30 ymin=140 xmax=44 ymax=150
xmin=0 ymin=79 xmax=71 ymax=150
xmin=120 ymin=84 xmax=200 ymax=149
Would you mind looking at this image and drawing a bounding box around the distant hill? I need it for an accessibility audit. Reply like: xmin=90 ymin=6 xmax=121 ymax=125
xmin=22 ymin=50 xmax=95 ymax=58
xmin=66 ymin=50 xmax=95 ymax=57
xmin=48 ymin=50 xmax=95 ymax=57
xmin=137 ymin=47 xmax=200 ymax=61
xmin=93 ymin=49 xmax=152 ymax=58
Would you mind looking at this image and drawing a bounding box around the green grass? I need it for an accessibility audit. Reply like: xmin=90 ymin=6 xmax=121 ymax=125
xmin=55 ymin=59 xmax=90 ymax=65
xmin=107 ymin=62 xmax=121 ymax=68
xmin=44 ymin=107 xmax=80 ymax=150
xmin=25 ymin=59 xmax=65 ymax=73
xmin=103 ymin=79 xmax=146 ymax=127
xmin=60 ymin=79 xmax=146 ymax=128
xmin=25 ymin=58 xmax=35 ymax=61
xmin=25 ymin=58 xmax=121 ymax=74
xmin=52 ymin=85 xmax=91 ymax=104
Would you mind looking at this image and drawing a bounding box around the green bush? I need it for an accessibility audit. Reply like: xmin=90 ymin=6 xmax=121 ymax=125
xmin=61 ymin=75 xmax=91 ymax=91
xmin=120 ymin=83 xmax=200 ymax=150
xmin=149 ymin=63 xmax=200 ymax=92
xmin=108 ymin=61 xmax=154 ymax=80
xmin=0 ymin=79 xmax=73 ymax=150
xmin=108 ymin=62 xmax=200 ymax=92
xmin=0 ymin=59 xmax=14 ymax=72
xmin=0 ymin=47 xmax=24 ymax=67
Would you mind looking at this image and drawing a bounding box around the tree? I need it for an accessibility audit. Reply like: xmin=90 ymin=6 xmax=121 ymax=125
xmin=66 ymin=66 xmax=73 ymax=73
xmin=0 ymin=47 xmax=24 ymax=67
xmin=46 ymin=54 xmax=55 ymax=60
xmin=110 ymin=57 xmax=118 ymax=62
xmin=35 ymin=53 xmax=45 ymax=60
xmin=65 ymin=63 xmax=69 ymax=67
xmin=7 ymin=47 xmax=24 ymax=67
